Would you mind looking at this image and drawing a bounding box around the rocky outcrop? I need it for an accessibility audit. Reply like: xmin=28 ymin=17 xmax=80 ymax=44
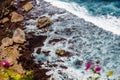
xmin=56 ymin=49 xmax=65 ymax=56
xmin=1 ymin=28 xmax=25 ymax=47
xmin=37 ymin=16 xmax=52 ymax=28
xmin=22 ymin=2 xmax=33 ymax=12
xmin=0 ymin=28 xmax=26 ymax=75
xmin=12 ymin=28 xmax=26 ymax=44
xmin=0 ymin=17 xmax=9 ymax=23
xmin=1 ymin=37 xmax=13 ymax=47
xmin=10 ymin=12 xmax=24 ymax=22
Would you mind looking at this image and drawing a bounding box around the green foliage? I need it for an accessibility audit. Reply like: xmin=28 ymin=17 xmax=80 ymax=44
xmin=0 ymin=70 xmax=33 ymax=80
xmin=20 ymin=71 xmax=33 ymax=80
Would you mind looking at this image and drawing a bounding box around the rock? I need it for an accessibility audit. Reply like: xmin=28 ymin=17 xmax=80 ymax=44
xmin=1 ymin=17 xmax=9 ymax=23
xmin=9 ymin=64 xmax=25 ymax=74
xmin=1 ymin=45 xmax=20 ymax=64
xmin=22 ymin=2 xmax=33 ymax=11
xmin=1 ymin=37 xmax=13 ymax=47
xmin=11 ymin=12 xmax=24 ymax=22
xmin=12 ymin=28 xmax=26 ymax=44
xmin=20 ymin=0 xmax=25 ymax=2
xmin=0 ymin=0 xmax=14 ymax=18
xmin=37 ymin=16 xmax=52 ymax=28
xmin=56 ymin=49 xmax=65 ymax=56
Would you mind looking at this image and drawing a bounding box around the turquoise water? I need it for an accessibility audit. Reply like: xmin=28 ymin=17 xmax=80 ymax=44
xmin=60 ymin=0 xmax=120 ymax=17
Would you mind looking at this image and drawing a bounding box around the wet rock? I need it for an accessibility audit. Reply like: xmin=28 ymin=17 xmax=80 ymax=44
xmin=60 ymin=65 xmax=68 ymax=69
xmin=42 ymin=51 xmax=50 ymax=56
xmin=37 ymin=16 xmax=52 ymax=28
xmin=10 ymin=12 xmax=24 ymax=22
xmin=22 ymin=2 xmax=33 ymax=12
xmin=36 ymin=48 xmax=41 ymax=54
xmin=12 ymin=28 xmax=26 ymax=44
xmin=51 ymin=77 xmax=55 ymax=80
xmin=1 ymin=17 xmax=9 ymax=23
xmin=56 ymin=49 xmax=65 ymax=56
xmin=1 ymin=37 xmax=13 ymax=47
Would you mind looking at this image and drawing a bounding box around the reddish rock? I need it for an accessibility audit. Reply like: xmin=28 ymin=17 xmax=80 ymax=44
xmin=1 ymin=37 xmax=13 ymax=47
xmin=56 ymin=49 xmax=65 ymax=56
xmin=37 ymin=16 xmax=52 ymax=28
xmin=1 ymin=17 xmax=9 ymax=23
xmin=22 ymin=2 xmax=33 ymax=12
xmin=10 ymin=12 xmax=24 ymax=22
xmin=12 ymin=28 xmax=26 ymax=44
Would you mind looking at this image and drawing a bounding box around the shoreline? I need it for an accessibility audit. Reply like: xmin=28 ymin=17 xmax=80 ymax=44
xmin=25 ymin=0 xmax=120 ymax=79
xmin=0 ymin=0 xmax=120 ymax=80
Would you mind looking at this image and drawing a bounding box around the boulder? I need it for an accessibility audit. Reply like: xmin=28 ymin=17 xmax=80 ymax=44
xmin=1 ymin=37 xmax=13 ymax=47
xmin=56 ymin=49 xmax=65 ymax=56
xmin=22 ymin=2 xmax=33 ymax=11
xmin=12 ymin=28 xmax=26 ymax=44
xmin=1 ymin=17 xmax=9 ymax=23
xmin=11 ymin=12 xmax=24 ymax=22
xmin=37 ymin=16 xmax=52 ymax=28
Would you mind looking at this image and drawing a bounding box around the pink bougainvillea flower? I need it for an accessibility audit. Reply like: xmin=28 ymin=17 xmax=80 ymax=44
xmin=95 ymin=66 xmax=101 ymax=73
xmin=3 ymin=61 xmax=10 ymax=67
xmin=85 ymin=61 xmax=92 ymax=70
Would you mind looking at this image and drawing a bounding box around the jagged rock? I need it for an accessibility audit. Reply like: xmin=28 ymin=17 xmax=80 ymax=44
xmin=12 ymin=28 xmax=26 ymax=44
xmin=37 ymin=16 xmax=52 ymax=28
xmin=1 ymin=37 xmax=13 ymax=47
xmin=1 ymin=17 xmax=9 ymax=23
xmin=10 ymin=12 xmax=24 ymax=22
xmin=9 ymin=64 xmax=25 ymax=74
xmin=0 ymin=45 xmax=20 ymax=64
xmin=22 ymin=2 xmax=33 ymax=11
xmin=56 ymin=49 xmax=65 ymax=56
xmin=0 ymin=44 xmax=25 ymax=74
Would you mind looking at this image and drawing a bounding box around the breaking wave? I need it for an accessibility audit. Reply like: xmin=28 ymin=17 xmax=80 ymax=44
xmin=45 ymin=0 xmax=120 ymax=35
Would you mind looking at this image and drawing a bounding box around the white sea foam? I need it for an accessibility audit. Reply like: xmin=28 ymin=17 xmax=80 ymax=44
xmin=44 ymin=0 xmax=120 ymax=35
xmin=25 ymin=0 xmax=120 ymax=80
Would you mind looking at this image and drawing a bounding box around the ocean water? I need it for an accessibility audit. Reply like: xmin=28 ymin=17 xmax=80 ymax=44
xmin=45 ymin=0 xmax=120 ymax=35
xmin=25 ymin=0 xmax=120 ymax=79
xmin=60 ymin=0 xmax=120 ymax=17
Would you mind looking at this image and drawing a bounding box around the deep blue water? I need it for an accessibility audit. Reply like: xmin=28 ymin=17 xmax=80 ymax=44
xmin=60 ymin=0 xmax=120 ymax=17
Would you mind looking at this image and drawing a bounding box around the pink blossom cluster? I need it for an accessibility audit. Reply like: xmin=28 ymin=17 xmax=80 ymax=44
xmin=0 ymin=61 xmax=10 ymax=67
xmin=85 ymin=61 xmax=101 ymax=73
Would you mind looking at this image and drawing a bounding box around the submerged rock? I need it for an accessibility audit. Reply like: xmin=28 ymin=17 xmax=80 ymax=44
xmin=22 ymin=2 xmax=33 ymax=12
xmin=1 ymin=37 xmax=13 ymax=47
xmin=10 ymin=12 xmax=24 ymax=22
xmin=37 ymin=16 xmax=52 ymax=28
xmin=12 ymin=28 xmax=26 ymax=44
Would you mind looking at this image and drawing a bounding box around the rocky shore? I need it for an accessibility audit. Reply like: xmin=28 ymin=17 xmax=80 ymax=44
xmin=0 ymin=0 xmax=120 ymax=80
xmin=0 ymin=0 xmax=51 ymax=80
